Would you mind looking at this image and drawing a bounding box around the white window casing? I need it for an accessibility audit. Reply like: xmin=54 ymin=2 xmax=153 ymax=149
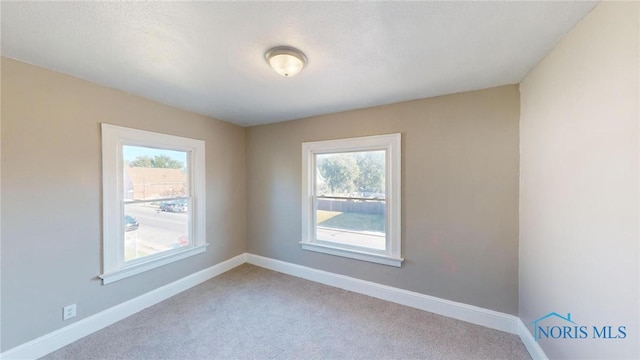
xmin=301 ymin=133 xmax=403 ymax=267
xmin=100 ymin=124 xmax=206 ymax=284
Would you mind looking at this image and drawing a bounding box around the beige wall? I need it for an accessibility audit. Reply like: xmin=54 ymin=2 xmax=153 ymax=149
xmin=520 ymin=2 xmax=639 ymax=359
xmin=246 ymin=85 xmax=520 ymax=314
xmin=0 ymin=58 xmax=247 ymax=351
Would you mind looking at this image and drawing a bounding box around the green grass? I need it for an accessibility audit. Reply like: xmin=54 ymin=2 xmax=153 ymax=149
xmin=317 ymin=210 xmax=385 ymax=233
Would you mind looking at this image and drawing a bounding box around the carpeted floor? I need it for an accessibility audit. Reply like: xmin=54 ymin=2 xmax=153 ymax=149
xmin=44 ymin=264 xmax=531 ymax=360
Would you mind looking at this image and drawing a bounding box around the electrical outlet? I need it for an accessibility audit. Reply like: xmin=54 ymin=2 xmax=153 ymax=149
xmin=63 ymin=304 xmax=76 ymax=320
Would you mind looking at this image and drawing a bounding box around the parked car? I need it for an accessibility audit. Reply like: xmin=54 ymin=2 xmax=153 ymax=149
xmin=159 ymin=199 xmax=188 ymax=213
xmin=124 ymin=215 xmax=139 ymax=232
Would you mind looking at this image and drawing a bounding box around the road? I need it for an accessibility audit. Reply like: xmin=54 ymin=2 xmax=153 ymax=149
xmin=123 ymin=205 xmax=385 ymax=259
xmin=124 ymin=204 xmax=188 ymax=260
xmin=316 ymin=226 xmax=385 ymax=250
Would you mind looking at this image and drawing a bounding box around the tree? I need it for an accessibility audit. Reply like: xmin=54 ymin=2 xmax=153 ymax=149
xmin=317 ymin=152 xmax=385 ymax=197
xmin=129 ymin=155 xmax=184 ymax=169
xmin=128 ymin=155 xmax=153 ymax=168
xmin=354 ymin=152 xmax=385 ymax=196
xmin=318 ymin=154 xmax=359 ymax=195
xmin=150 ymin=155 xmax=184 ymax=169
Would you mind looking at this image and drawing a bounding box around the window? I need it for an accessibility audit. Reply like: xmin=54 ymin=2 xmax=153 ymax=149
xmin=100 ymin=124 xmax=206 ymax=284
xmin=301 ymin=133 xmax=402 ymax=267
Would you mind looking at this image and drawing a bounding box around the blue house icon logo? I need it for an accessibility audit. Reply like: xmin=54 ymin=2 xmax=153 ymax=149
xmin=529 ymin=312 xmax=627 ymax=341
xmin=528 ymin=312 xmax=577 ymax=341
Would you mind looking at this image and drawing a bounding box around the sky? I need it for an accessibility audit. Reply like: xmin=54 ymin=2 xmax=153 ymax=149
xmin=123 ymin=145 xmax=187 ymax=163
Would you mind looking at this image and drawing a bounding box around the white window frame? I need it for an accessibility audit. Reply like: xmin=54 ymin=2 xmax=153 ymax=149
xmin=100 ymin=124 xmax=207 ymax=284
xmin=301 ymin=133 xmax=403 ymax=267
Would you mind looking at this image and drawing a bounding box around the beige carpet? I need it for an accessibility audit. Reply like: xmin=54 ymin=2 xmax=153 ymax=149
xmin=44 ymin=264 xmax=531 ymax=360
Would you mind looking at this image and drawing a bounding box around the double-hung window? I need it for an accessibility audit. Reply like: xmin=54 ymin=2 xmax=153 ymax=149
xmin=301 ymin=133 xmax=402 ymax=267
xmin=100 ymin=124 xmax=206 ymax=284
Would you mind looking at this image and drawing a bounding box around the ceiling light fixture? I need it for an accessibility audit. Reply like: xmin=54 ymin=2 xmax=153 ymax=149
xmin=265 ymin=46 xmax=307 ymax=77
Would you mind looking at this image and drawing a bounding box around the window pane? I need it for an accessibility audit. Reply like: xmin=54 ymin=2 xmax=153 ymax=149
xmin=124 ymin=201 xmax=190 ymax=261
xmin=123 ymin=145 xmax=188 ymax=201
xmin=316 ymin=151 xmax=385 ymax=198
xmin=315 ymin=198 xmax=386 ymax=251
xmin=314 ymin=150 xmax=387 ymax=251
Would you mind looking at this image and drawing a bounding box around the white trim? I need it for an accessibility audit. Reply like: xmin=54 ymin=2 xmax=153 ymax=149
xmin=300 ymin=242 xmax=403 ymax=267
xmin=245 ymin=254 xmax=519 ymax=334
xmin=99 ymin=244 xmax=208 ymax=285
xmin=0 ymin=254 xmax=246 ymax=360
xmin=518 ymin=319 xmax=549 ymax=360
xmin=301 ymin=133 xmax=402 ymax=266
xmin=1 ymin=253 xmax=540 ymax=360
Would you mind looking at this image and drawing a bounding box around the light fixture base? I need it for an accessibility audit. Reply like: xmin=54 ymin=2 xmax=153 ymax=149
xmin=265 ymin=46 xmax=307 ymax=77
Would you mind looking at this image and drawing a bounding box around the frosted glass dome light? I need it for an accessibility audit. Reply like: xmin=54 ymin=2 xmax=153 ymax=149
xmin=265 ymin=46 xmax=307 ymax=77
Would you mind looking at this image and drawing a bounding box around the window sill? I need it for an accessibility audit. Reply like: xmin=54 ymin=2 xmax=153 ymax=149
xmin=99 ymin=244 xmax=209 ymax=285
xmin=300 ymin=241 xmax=403 ymax=267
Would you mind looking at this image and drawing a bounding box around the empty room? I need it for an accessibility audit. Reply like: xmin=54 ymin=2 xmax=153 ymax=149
xmin=1 ymin=1 xmax=638 ymax=359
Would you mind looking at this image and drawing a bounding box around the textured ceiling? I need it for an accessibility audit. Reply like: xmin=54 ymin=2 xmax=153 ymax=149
xmin=1 ymin=1 xmax=598 ymax=127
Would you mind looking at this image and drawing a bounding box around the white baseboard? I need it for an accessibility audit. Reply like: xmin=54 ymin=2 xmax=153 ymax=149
xmin=0 ymin=253 xmax=247 ymax=360
xmin=246 ymin=253 xmax=520 ymax=335
xmin=518 ymin=318 xmax=549 ymax=360
xmin=2 ymin=253 xmax=540 ymax=360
